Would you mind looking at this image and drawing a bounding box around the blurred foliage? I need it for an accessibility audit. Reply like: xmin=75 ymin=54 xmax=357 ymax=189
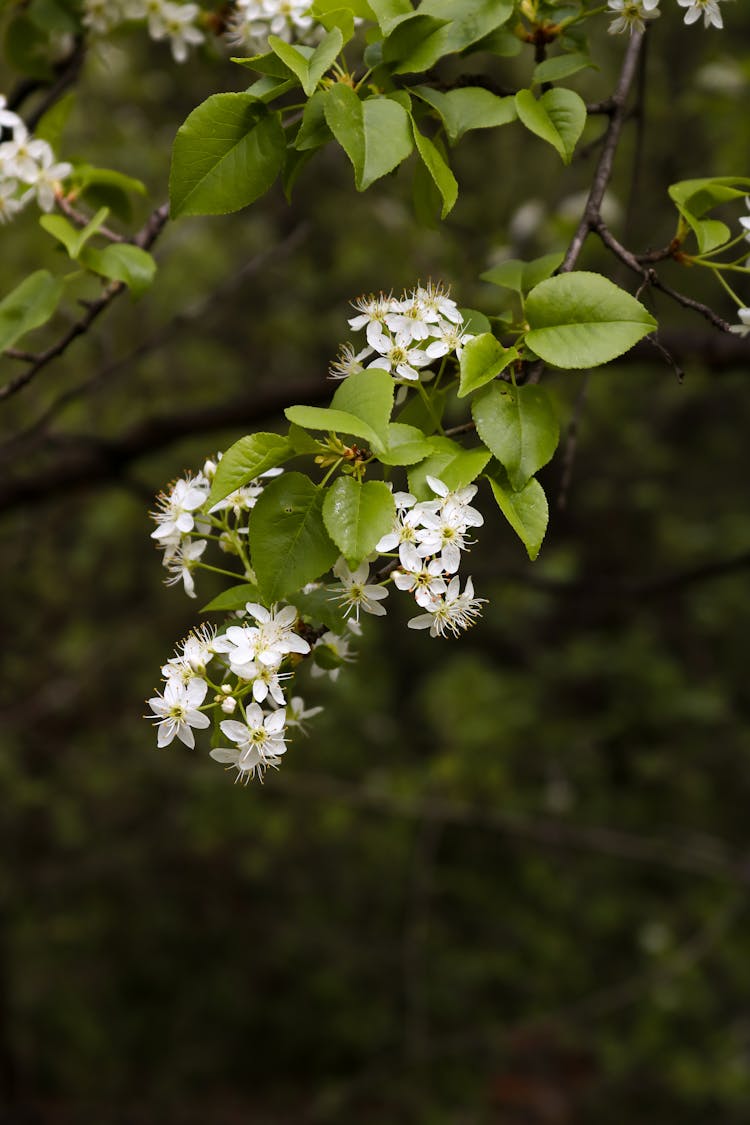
xmin=3 ymin=6 xmax=750 ymax=1123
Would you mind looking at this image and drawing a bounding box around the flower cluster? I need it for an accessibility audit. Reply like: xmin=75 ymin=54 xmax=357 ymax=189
xmin=147 ymin=282 xmax=491 ymax=785
xmin=83 ymin=0 xmax=204 ymax=62
xmin=0 ymin=97 xmax=72 ymax=225
xmin=607 ymin=0 xmax=728 ymax=33
xmin=226 ymin=0 xmax=323 ymax=52
xmin=147 ymin=612 xmax=322 ymax=783
xmin=377 ymin=477 xmax=487 ymax=638
xmin=331 ymin=283 xmax=474 ymax=384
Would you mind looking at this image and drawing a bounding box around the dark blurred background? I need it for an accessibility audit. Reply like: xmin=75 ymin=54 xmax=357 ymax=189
xmin=3 ymin=6 xmax=750 ymax=1122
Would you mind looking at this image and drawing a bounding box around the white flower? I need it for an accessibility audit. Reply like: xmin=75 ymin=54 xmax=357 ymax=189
xmin=730 ymin=307 xmax=750 ymax=336
xmin=407 ymin=576 xmax=487 ymax=638
xmin=226 ymin=0 xmax=321 ymax=53
xmin=0 ymin=181 xmax=26 ymax=225
xmin=0 ymin=96 xmax=24 ymax=137
xmin=150 ymin=474 xmax=210 ymax=543
xmin=147 ymin=678 xmax=210 ymax=748
xmin=310 ymin=630 xmax=355 ymax=681
xmin=424 ymin=320 xmax=475 ymax=361
xmin=331 ymin=559 xmax=389 ymax=621
xmin=287 ymin=696 xmax=324 ymax=731
xmin=2 ymin=130 xmax=50 ymax=182
xmin=27 ymin=145 xmax=72 ymax=213
xmin=209 ymin=707 xmax=287 ymax=783
xmin=375 ymin=503 xmax=433 ymax=566
xmin=163 ymin=537 xmax=206 ymax=597
xmin=677 ymin=0 xmax=726 ymax=28
xmin=739 ymin=197 xmax=750 ymax=242
xmin=414 ymin=476 xmax=484 ymax=573
xmin=367 ymin=327 xmax=432 ymax=382
xmin=393 ymin=543 xmax=448 ymax=608
xmin=329 ymin=342 xmax=373 ymax=380
xmin=163 ymin=624 xmax=217 ymax=682
xmin=349 ymin=293 xmax=399 ymax=347
xmin=214 ymin=604 xmax=310 ymax=674
xmin=149 ymin=1 xmax=204 ymax=62
xmin=607 ymin=0 xmax=660 ymax=34
xmin=83 ymin=0 xmax=126 ymax=33
xmin=414 ymin=282 xmax=463 ymax=326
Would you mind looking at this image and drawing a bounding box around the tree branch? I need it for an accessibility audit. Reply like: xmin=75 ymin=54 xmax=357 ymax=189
xmin=0 ymin=203 xmax=170 ymax=403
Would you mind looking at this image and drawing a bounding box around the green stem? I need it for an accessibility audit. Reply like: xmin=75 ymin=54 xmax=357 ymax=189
xmin=416 ymin=381 xmax=444 ymax=435
xmin=196 ymin=562 xmax=247 ymax=581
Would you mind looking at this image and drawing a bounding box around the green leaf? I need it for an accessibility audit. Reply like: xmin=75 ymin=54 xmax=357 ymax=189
xmin=79 ymin=244 xmax=157 ymax=298
xmin=460 ymin=308 xmax=492 ymax=336
xmin=308 ymin=27 xmax=344 ymax=91
xmin=525 ymin=271 xmax=657 ymax=369
xmin=170 ymin=94 xmax=285 ymax=218
xmin=322 ymin=477 xmax=396 ymax=568
xmin=71 ymin=164 xmax=146 ymax=198
xmin=323 ymin=86 xmax=413 ymax=191
xmin=289 ymin=583 xmax=347 ymax=633
xmin=379 ymin=422 xmax=434 ymax=465
xmin=39 ymin=206 xmax=110 ymax=260
xmin=245 ymin=75 xmax=297 ymax=103
xmin=533 ymin=52 xmax=595 ymax=85
xmin=249 ymin=473 xmax=339 ymax=602
xmin=481 ymin=251 xmax=564 ymax=294
xmin=408 ymin=437 xmax=491 ymax=499
xmin=388 ymin=0 xmax=513 ymax=73
xmin=0 ymin=270 xmax=64 ymax=353
xmin=410 ymin=122 xmax=457 ymax=218
xmin=208 ymin=433 xmax=294 ymax=506
xmin=666 ymin=178 xmax=750 ymax=253
xmin=458 ymin=333 xmax=518 ymax=398
xmin=295 ymin=90 xmax=332 ymax=150
xmin=412 ymin=86 xmax=517 ymax=144
xmin=267 ymin=35 xmax=313 ymax=90
xmin=369 ymin=0 xmax=414 ymax=34
xmin=330 ymin=367 xmax=394 ymax=445
xmin=231 ymin=51 xmax=294 ymax=76
xmin=284 ymin=405 xmax=385 ymax=452
xmin=472 ymin=382 xmax=559 ymax=491
xmin=515 ymin=88 xmax=586 ymax=164
xmin=486 ymin=463 xmax=548 ymax=560
xmin=201 ymin=583 xmax=260 ymax=613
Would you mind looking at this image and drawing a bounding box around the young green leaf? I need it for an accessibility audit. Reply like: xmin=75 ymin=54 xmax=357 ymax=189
xmin=324 ymin=86 xmax=413 ymax=191
xmin=201 ymin=582 xmax=260 ymax=613
xmin=472 ymin=383 xmax=559 ymax=491
xmin=408 ymin=437 xmax=491 ymax=500
xmin=480 ymin=251 xmax=564 ymax=294
xmin=39 ymin=206 xmax=110 ymax=259
xmin=524 ymin=271 xmax=657 ymax=369
xmin=389 ymin=0 xmax=514 ymax=74
xmin=485 ymin=463 xmax=548 ymax=560
xmin=249 ymin=473 xmax=339 ymax=602
xmin=379 ymin=423 xmax=434 ymax=466
xmin=209 ymin=433 xmax=295 ymax=506
xmin=284 ymin=405 xmax=385 ymax=452
xmin=410 ymin=122 xmax=458 ymax=218
xmin=515 ymin=88 xmax=586 ymax=165
xmin=170 ymin=94 xmax=285 ymax=217
xmin=458 ymin=333 xmax=518 ymax=397
xmin=322 ymin=477 xmax=396 ymax=569
xmin=79 ymin=244 xmax=157 ymax=298
xmin=533 ymin=52 xmax=595 ymax=85
xmin=0 ymin=270 xmax=64 ymax=353
xmin=330 ymin=367 xmax=394 ymax=445
xmin=412 ymin=86 xmax=517 ymax=144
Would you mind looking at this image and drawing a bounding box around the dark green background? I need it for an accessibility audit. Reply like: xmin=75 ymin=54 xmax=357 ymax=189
xmin=2 ymin=4 xmax=750 ymax=1121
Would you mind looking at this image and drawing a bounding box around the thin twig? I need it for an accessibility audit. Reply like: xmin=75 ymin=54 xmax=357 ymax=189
xmin=0 ymin=203 xmax=169 ymax=403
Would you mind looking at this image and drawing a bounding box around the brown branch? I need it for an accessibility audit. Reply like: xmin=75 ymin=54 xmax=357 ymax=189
xmin=0 ymin=202 xmax=169 ymax=403
xmin=55 ymin=193 xmax=126 ymax=243
xmin=595 ymin=220 xmax=734 ymax=334
xmin=560 ymin=29 xmax=645 ymax=274
xmin=0 ymin=377 xmax=330 ymax=514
